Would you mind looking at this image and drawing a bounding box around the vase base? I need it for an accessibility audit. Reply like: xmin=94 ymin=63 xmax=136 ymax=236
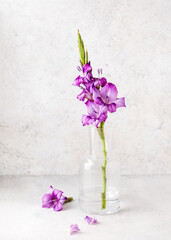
xmin=79 ymin=187 xmax=120 ymax=215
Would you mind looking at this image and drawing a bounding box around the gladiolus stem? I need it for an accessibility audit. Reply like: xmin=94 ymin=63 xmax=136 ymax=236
xmin=98 ymin=122 xmax=107 ymax=209
xmin=64 ymin=197 xmax=73 ymax=204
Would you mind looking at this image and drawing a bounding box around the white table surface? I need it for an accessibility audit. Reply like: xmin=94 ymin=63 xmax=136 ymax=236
xmin=0 ymin=175 xmax=171 ymax=240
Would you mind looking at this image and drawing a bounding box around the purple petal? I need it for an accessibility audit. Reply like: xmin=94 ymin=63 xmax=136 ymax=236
xmin=53 ymin=201 xmax=63 ymax=211
xmin=100 ymin=77 xmax=107 ymax=87
xmin=52 ymin=189 xmax=63 ymax=200
xmin=93 ymin=119 xmax=101 ymax=128
xmin=107 ymin=103 xmax=116 ymax=113
xmin=82 ymin=115 xmax=94 ymax=126
xmin=83 ymin=79 xmax=96 ymax=92
xmin=93 ymin=79 xmax=100 ymax=87
xmin=83 ymin=82 xmax=91 ymax=91
xmin=94 ymin=97 xmax=104 ymax=105
xmin=98 ymin=112 xmax=108 ymax=122
xmin=84 ymin=216 xmax=98 ymax=225
xmin=77 ymin=89 xmax=93 ymax=101
xmin=77 ymin=90 xmax=86 ymax=101
xmin=60 ymin=195 xmax=67 ymax=205
xmin=101 ymin=104 xmax=108 ymax=112
xmin=70 ymin=224 xmax=80 ymax=235
xmin=83 ymin=63 xmax=92 ymax=75
xmin=42 ymin=193 xmax=56 ymax=208
xmin=85 ymin=100 xmax=100 ymax=118
xmin=92 ymin=87 xmax=100 ymax=98
xmin=114 ymin=97 xmax=126 ymax=109
xmin=94 ymin=77 xmax=107 ymax=87
xmin=93 ymin=111 xmax=107 ymax=128
xmin=82 ymin=101 xmax=108 ymax=127
xmin=72 ymin=76 xmax=83 ymax=86
xmin=101 ymin=83 xmax=118 ymax=104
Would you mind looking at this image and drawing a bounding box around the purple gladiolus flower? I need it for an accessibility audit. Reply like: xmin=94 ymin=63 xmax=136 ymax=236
xmin=72 ymin=63 xmax=92 ymax=87
xmin=77 ymin=88 xmax=93 ymax=102
xmin=93 ymin=83 xmax=126 ymax=113
xmin=42 ymin=186 xmax=67 ymax=211
xmin=82 ymin=100 xmax=107 ymax=128
xmin=70 ymin=224 xmax=80 ymax=234
xmin=84 ymin=216 xmax=98 ymax=225
xmin=93 ymin=77 xmax=107 ymax=88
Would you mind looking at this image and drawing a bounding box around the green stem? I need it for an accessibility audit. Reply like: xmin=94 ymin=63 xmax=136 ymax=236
xmin=98 ymin=122 xmax=107 ymax=209
xmin=64 ymin=197 xmax=73 ymax=204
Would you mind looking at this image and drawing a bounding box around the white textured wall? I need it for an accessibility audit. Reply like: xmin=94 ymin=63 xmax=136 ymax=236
xmin=0 ymin=0 xmax=170 ymax=175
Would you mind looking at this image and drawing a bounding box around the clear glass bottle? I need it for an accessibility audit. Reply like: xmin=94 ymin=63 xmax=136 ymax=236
xmin=79 ymin=122 xmax=120 ymax=214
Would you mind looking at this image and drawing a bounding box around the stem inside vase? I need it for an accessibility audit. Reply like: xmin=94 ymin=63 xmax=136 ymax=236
xmin=97 ymin=122 xmax=107 ymax=209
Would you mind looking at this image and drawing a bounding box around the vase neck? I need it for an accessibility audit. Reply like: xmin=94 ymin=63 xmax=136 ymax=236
xmin=88 ymin=124 xmax=113 ymax=160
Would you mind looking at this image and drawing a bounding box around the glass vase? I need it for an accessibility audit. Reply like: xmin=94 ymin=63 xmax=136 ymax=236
xmin=79 ymin=122 xmax=120 ymax=215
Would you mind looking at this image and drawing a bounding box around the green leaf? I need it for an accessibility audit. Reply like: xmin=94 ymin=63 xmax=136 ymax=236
xmin=85 ymin=50 xmax=88 ymax=64
xmin=78 ymin=30 xmax=85 ymax=65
